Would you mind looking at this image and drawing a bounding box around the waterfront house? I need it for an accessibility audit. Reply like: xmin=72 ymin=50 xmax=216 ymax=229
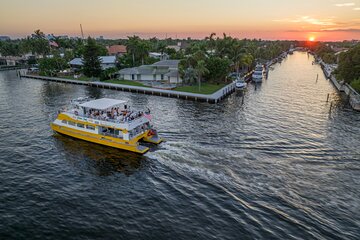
xmin=107 ymin=45 xmax=127 ymax=56
xmin=118 ymin=60 xmax=182 ymax=84
xmin=149 ymin=52 xmax=169 ymax=61
xmin=167 ymin=45 xmax=181 ymax=52
xmin=69 ymin=56 xmax=117 ymax=70
xmin=0 ymin=36 xmax=11 ymax=41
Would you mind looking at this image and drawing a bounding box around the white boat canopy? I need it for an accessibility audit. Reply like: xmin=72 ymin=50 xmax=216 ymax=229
xmin=79 ymin=98 xmax=127 ymax=110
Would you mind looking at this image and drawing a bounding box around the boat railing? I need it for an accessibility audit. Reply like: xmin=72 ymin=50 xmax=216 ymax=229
xmin=59 ymin=109 xmax=146 ymax=126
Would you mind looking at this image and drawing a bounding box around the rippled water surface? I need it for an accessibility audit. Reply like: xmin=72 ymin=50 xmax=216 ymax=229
xmin=1 ymin=52 xmax=359 ymax=239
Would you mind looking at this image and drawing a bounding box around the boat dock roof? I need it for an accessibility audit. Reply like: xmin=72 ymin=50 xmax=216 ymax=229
xmin=79 ymin=98 xmax=127 ymax=110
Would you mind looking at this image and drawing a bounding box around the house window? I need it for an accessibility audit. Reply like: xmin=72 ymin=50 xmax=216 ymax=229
xmin=161 ymin=74 xmax=164 ymax=80
xmin=131 ymin=74 xmax=135 ymax=80
xmin=153 ymin=74 xmax=156 ymax=80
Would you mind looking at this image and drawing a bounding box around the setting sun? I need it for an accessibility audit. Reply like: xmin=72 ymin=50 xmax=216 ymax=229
xmin=309 ymin=36 xmax=316 ymax=42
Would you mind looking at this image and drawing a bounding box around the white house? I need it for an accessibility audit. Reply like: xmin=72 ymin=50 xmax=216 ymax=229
xmin=69 ymin=56 xmax=117 ymax=70
xmin=149 ymin=52 xmax=169 ymax=61
xmin=118 ymin=60 xmax=182 ymax=84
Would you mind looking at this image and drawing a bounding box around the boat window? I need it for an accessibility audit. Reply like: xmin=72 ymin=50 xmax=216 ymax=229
xmin=61 ymin=120 xmax=67 ymax=124
xmin=77 ymin=123 xmax=84 ymax=128
xmin=115 ymin=129 xmax=120 ymax=135
xmin=86 ymin=125 xmax=95 ymax=130
xmin=68 ymin=121 xmax=76 ymax=126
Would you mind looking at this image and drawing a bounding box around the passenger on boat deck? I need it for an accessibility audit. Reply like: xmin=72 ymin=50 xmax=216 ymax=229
xmin=117 ymin=115 xmax=124 ymax=121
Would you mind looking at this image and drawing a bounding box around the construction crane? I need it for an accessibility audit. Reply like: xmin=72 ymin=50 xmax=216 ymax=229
xmin=80 ymin=24 xmax=84 ymax=40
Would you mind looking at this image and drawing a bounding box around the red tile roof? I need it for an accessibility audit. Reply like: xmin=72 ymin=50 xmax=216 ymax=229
xmin=107 ymin=45 xmax=127 ymax=55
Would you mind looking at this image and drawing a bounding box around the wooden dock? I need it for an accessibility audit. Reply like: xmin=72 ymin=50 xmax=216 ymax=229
xmin=0 ymin=66 xmax=25 ymax=71
xmin=20 ymin=74 xmax=236 ymax=104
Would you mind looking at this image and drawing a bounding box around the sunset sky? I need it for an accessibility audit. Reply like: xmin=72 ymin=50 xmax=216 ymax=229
xmin=1 ymin=0 xmax=360 ymax=41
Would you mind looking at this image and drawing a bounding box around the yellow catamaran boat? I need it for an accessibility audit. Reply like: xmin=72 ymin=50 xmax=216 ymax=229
xmin=51 ymin=98 xmax=163 ymax=154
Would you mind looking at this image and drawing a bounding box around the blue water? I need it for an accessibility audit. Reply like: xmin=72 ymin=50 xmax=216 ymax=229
xmin=0 ymin=52 xmax=359 ymax=239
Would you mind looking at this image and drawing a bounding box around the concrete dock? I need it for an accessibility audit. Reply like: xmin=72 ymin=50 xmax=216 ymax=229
xmin=20 ymin=74 xmax=236 ymax=104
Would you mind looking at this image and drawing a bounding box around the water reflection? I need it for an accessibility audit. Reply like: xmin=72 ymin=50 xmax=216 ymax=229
xmin=40 ymin=82 xmax=77 ymax=106
xmin=85 ymin=85 xmax=103 ymax=99
xmin=54 ymin=135 xmax=145 ymax=176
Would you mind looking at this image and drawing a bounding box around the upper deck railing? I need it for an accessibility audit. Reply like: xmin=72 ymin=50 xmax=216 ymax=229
xmin=60 ymin=110 xmax=149 ymax=130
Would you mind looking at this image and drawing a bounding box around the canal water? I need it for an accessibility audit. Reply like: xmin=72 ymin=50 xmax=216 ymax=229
xmin=0 ymin=52 xmax=359 ymax=239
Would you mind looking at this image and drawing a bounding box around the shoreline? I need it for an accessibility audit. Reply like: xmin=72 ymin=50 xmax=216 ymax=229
xmin=315 ymin=56 xmax=360 ymax=111
xmin=18 ymin=72 xmax=236 ymax=104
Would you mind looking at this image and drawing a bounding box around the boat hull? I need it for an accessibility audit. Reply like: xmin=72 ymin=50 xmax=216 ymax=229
xmin=252 ymin=77 xmax=263 ymax=83
xmin=51 ymin=123 xmax=150 ymax=154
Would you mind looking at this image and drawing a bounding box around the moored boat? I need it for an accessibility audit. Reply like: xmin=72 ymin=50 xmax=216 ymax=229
xmin=51 ymin=98 xmax=163 ymax=154
xmin=252 ymin=64 xmax=264 ymax=83
xmin=235 ymin=77 xmax=247 ymax=90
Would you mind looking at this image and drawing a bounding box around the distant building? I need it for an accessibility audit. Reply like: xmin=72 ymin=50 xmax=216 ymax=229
xmin=46 ymin=34 xmax=55 ymax=41
xmin=0 ymin=36 xmax=10 ymax=41
xmin=107 ymin=45 xmax=127 ymax=56
xmin=149 ymin=52 xmax=169 ymax=60
xmin=69 ymin=56 xmax=117 ymax=70
xmin=167 ymin=45 xmax=181 ymax=52
xmin=118 ymin=60 xmax=182 ymax=84
xmin=57 ymin=35 xmax=69 ymax=39
xmin=178 ymin=41 xmax=190 ymax=50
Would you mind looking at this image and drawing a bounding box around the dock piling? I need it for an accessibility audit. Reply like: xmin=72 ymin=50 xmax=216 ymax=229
xmin=329 ymin=101 xmax=333 ymax=116
xmin=326 ymin=93 xmax=330 ymax=102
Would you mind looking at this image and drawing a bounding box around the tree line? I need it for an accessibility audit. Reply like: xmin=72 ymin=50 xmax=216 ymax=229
xmin=335 ymin=43 xmax=360 ymax=92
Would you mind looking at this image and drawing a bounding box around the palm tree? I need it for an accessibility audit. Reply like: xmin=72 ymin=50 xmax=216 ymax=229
xmin=137 ymin=41 xmax=150 ymax=65
xmin=230 ymin=42 xmax=246 ymax=76
xmin=183 ymin=67 xmax=197 ymax=85
xmin=126 ymin=36 xmax=141 ymax=66
xmin=205 ymin=33 xmax=217 ymax=55
xmin=241 ymin=53 xmax=254 ymax=71
xmin=157 ymin=41 xmax=167 ymax=55
xmin=195 ymin=60 xmax=209 ymax=92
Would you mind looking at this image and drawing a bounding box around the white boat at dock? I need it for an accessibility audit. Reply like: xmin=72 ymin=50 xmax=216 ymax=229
xmin=252 ymin=64 xmax=265 ymax=83
xmin=235 ymin=77 xmax=247 ymax=90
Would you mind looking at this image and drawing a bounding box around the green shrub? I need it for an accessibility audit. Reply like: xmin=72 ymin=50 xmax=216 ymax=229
xmin=350 ymin=78 xmax=360 ymax=93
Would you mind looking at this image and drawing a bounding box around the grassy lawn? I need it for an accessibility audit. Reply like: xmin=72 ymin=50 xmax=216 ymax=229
xmin=174 ymin=83 xmax=226 ymax=94
xmin=104 ymin=79 xmax=149 ymax=87
xmin=350 ymin=79 xmax=360 ymax=93
xmin=47 ymin=75 xmax=226 ymax=95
